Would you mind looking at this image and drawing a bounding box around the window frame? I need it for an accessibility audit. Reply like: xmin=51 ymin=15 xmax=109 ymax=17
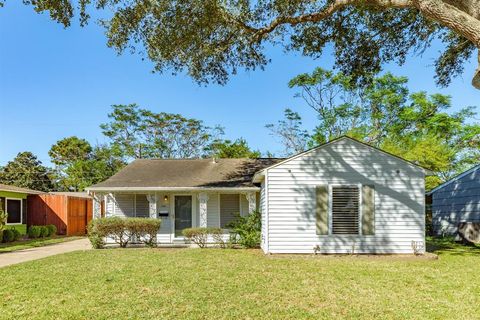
xmin=328 ymin=184 xmax=363 ymax=236
xmin=5 ymin=197 xmax=23 ymax=225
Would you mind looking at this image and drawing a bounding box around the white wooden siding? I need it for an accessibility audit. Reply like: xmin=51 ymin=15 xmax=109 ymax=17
xmin=265 ymin=138 xmax=425 ymax=254
xmin=260 ymin=181 xmax=267 ymax=251
xmin=135 ymin=194 xmax=149 ymax=217
xmin=114 ymin=194 xmax=135 ymax=217
xmin=207 ymin=194 xmax=220 ymax=227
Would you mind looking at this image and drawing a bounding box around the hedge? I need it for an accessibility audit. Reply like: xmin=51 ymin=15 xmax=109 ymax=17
xmin=88 ymin=217 xmax=162 ymax=249
xmin=182 ymin=227 xmax=224 ymax=248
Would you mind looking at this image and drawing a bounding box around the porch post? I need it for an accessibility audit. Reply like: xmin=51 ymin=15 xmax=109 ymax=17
xmin=197 ymin=193 xmax=209 ymax=228
xmin=245 ymin=192 xmax=256 ymax=214
xmin=146 ymin=194 xmax=157 ymax=219
xmin=93 ymin=193 xmax=103 ymax=219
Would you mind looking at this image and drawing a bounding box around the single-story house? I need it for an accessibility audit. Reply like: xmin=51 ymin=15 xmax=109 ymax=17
xmin=87 ymin=137 xmax=428 ymax=254
xmin=427 ymin=164 xmax=480 ymax=238
xmin=0 ymin=184 xmax=43 ymax=227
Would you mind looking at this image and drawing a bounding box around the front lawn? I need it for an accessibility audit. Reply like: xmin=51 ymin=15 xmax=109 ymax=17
xmin=0 ymin=239 xmax=479 ymax=319
xmin=0 ymin=236 xmax=83 ymax=253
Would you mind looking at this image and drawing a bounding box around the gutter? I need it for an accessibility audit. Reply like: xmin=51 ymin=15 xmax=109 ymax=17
xmin=85 ymin=186 xmax=261 ymax=192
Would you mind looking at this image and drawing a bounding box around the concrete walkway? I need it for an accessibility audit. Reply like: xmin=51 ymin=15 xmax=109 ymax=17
xmin=0 ymin=238 xmax=91 ymax=268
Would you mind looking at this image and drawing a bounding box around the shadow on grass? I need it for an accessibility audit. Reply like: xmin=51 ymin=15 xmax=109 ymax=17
xmin=426 ymin=236 xmax=480 ymax=256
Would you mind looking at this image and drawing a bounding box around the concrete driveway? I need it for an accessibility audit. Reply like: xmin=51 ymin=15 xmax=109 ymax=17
xmin=0 ymin=238 xmax=91 ymax=268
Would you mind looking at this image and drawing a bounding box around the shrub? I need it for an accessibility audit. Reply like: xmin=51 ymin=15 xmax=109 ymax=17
xmin=182 ymin=227 xmax=224 ymax=248
xmin=39 ymin=226 xmax=49 ymax=238
xmin=2 ymin=229 xmax=14 ymax=243
xmin=87 ymin=219 xmax=105 ymax=249
xmin=11 ymin=228 xmax=21 ymax=241
xmin=28 ymin=226 xmax=41 ymax=239
xmin=87 ymin=217 xmax=161 ymax=248
xmin=183 ymin=228 xmax=209 ymax=248
xmin=46 ymin=224 xmax=57 ymax=237
xmin=126 ymin=218 xmax=161 ymax=248
xmin=209 ymin=227 xmax=226 ymax=248
xmin=227 ymin=210 xmax=261 ymax=248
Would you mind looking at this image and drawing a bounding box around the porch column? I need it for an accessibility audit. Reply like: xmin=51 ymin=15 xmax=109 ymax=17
xmin=197 ymin=193 xmax=209 ymax=228
xmin=245 ymin=192 xmax=256 ymax=214
xmin=93 ymin=193 xmax=103 ymax=219
xmin=146 ymin=194 xmax=157 ymax=219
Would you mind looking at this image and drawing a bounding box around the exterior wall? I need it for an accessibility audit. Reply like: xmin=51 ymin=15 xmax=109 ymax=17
xmin=431 ymin=166 xmax=480 ymax=235
xmin=260 ymin=180 xmax=267 ymax=251
xmin=102 ymin=191 xmax=257 ymax=244
xmin=264 ymin=138 xmax=425 ymax=254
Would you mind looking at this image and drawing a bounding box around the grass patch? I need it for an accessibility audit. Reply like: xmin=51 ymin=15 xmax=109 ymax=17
xmin=0 ymin=236 xmax=83 ymax=253
xmin=0 ymin=239 xmax=479 ymax=319
xmin=4 ymin=224 xmax=27 ymax=235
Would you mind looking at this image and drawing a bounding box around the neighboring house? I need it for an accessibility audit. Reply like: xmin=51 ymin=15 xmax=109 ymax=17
xmin=0 ymin=184 xmax=43 ymax=226
xmin=427 ymin=164 xmax=480 ymax=237
xmin=87 ymin=137 xmax=428 ymax=254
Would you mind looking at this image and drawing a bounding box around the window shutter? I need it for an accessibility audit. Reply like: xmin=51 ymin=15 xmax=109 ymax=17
xmin=316 ymin=185 xmax=329 ymax=235
xmin=362 ymin=185 xmax=375 ymax=235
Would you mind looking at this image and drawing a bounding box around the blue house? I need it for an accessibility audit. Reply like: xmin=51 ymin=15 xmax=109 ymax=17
xmin=428 ymin=164 xmax=480 ymax=238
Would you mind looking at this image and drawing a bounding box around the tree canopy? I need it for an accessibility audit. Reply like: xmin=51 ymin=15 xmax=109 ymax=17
xmin=269 ymin=67 xmax=480 ymax=189
xmin=0 ymin=152 xmax=54 ymax=192
xmin=10 ymin=0 xmax=480 ymax=89
xmin=210 ymin=138 xmax=261 ymax=158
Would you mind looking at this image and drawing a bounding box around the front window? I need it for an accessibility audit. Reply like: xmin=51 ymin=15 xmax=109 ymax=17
xmin=6 ymin=199 xmax=22 ymax=224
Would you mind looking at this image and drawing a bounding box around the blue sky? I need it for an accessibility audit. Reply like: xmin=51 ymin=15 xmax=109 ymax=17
xmin=1 ymin=2 xmax=479 ymax=167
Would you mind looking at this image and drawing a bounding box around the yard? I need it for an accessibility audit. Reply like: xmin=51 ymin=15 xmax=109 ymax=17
xmin=0 ymin=239 xmax=479 ymax=319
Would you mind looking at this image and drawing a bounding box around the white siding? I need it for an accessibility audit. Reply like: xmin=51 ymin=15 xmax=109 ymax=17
xmin=135 ymin=194 xmax=149 ymax=218
xmin=265 ymin=138 xmax=425 ymax=254
xmin=260 ymin=181 xmax=267 ymax=251
xmin=114 ymin=194 xmax=134 ymax=217
xmin=240 ymin=195 xmax=249 ymax=216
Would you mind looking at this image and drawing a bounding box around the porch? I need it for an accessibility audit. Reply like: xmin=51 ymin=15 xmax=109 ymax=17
xmin=91 ymin=189 xmax=259 ymax=244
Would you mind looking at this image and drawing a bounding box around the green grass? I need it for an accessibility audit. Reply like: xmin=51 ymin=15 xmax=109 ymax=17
xmin=0 ymin=236 xmax=83 ymax=253
xmin=0 ymin=239 xmax=479 ymax=319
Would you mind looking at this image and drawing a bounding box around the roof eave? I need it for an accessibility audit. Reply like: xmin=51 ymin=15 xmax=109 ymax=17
xmin=86 ymin=186 xmax=261 ymax=192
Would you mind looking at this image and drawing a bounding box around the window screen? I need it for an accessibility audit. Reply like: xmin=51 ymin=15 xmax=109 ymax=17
xmin=220 ymin=194 xmax=240 ymax=228
xmin=6 ymin=199 xmax=22 ymax=224
xmin=331 ymin=186 xmax=360 ymax=235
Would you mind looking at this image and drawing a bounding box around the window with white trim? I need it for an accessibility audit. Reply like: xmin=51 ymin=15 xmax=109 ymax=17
xmin=6 ymin=198 xmax=22 ymax=224
xmin=331 ymin=186 xmax=360 ymax=235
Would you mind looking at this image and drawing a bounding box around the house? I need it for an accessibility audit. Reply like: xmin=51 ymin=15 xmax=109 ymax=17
xmin=86 ymin=137 xmax=428 ymax=254
xmin=427 ymin=164 xmax=480 ymax=238
xmin=0 ymin=184 xmax=43 ymax=227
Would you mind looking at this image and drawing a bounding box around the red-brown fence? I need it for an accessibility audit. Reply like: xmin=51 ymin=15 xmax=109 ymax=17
xmin=27 ymin=194 xmax=93 ymax=235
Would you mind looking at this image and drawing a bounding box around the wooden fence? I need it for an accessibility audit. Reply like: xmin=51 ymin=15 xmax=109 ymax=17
xmin=27 ymin=194 xmax=93 ymax=236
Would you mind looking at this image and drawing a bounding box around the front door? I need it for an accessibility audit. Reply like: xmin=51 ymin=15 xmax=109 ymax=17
xmin=174 ymin=196 xmax=192 ymax=237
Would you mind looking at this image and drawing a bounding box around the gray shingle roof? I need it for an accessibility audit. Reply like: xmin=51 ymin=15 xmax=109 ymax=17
xmin=0 ymin=184 xmax=43 ymax=194
xmin=88 ymin=158 xmax=283 ymax=190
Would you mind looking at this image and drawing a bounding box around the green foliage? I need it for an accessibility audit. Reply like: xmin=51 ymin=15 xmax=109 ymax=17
xmin=210 ymin=138 xmax=261 ymax=158
xmin=87 ymin=220 xmax=105 ymax=249
xmin=28 ymin=226 xmax=41 ymax=239
xmin=39 ymin=226 xmax=49 ymax=238
xmin=0 ymin=152 xmax=54 ymax=192
xmin=11 ymin=228 xmax=21 ymax=241
xmin=49 ymin=137 xmax=125 ymax=192
xmin=182 ymin=228 xmax=210 ymax=248
xmin=125 ymin=218 xmax=161 ymax=248
xmin=0 ymin=200 xmax=6 ymax=234
xmin=227 ymin=211 xmax=261 ymax=249
xmin=100 ymin=104 xmax=224 ymax=159
xmin=88 ymin=217 xmax=161 ymax=248
xmin=266 ymin=108 xmax=310 ymax=156
xmin=2 ymin=229 xmax=14 ymax=243
xmin=275 ymin=68 xmax=480 ymax=189
xmin=14 ymin=1 xmax=479 ymax=88
xmin=46 ymin=225 xmax=57 ymax=237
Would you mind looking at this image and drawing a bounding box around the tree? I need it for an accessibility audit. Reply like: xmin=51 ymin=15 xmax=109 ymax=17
xmin=210 ymin=138 xmax=261 ymax=158
xmin=49 ymin=137 xmax=125 ymax=191
xmin=266 ymin=108 xmax=310 ymax=156
xmin=100 ymin=104 xmax=224 ymax=159
xmin=13 ymin=0 xmax=480 ymax=89
xmin=0 ymin=152 xmax=54 ymax=192
xmin=274 ymin=68 xmax=480 ymax=188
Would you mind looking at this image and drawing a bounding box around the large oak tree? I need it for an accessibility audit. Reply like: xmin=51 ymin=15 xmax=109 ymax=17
xmin=8 ymin=0 xmax=480 ymax=89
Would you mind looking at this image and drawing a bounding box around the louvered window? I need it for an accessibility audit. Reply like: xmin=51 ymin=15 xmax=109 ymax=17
xmin=331 ymin=186 xmax=360 ymax=235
